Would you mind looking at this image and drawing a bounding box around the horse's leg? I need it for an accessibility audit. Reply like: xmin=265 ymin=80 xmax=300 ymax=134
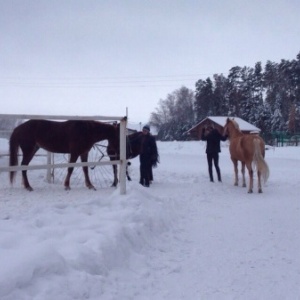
xmin=80 ymin=152 xmax=96 ymax=190
xmin=64 ymin=153 xmax=79 ymax=190
xmin=20 ymin=144 xmax=39 ymax=191
xmin=112 ymin=162 xmax=131 ymax=186
xmin=246 ymin=163 xmax=253 ymax=193
xmin=241 ymin=162 xmax=246 ymax=187
xmin=108 ymin=150 xmax=118 ymax=187
xmin=232 ymin=159 xmax=238 ymax=186
xmin=111 ymin=164 xmax=118 ymax=187
xmin=126 ymin=162 xmax=132 ymax=181
xmin=257 ymin=170 xmax=263 ymax=193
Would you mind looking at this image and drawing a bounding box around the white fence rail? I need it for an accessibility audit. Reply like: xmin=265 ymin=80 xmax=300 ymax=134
xmin=0 ymin=113 xmax=125 ymax=121
xmin=0 ymin=114 xmax=127 ymax=194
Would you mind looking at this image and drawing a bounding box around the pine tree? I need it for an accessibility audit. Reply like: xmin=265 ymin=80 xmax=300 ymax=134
xmin=213 ymin=73 xmax=229 ymax=116
xmin=194 ymin=78 xmax=214 ymax=120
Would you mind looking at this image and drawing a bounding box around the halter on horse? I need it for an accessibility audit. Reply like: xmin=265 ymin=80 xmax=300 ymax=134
xmin=223 ymin=118 xmax=269 ymax=193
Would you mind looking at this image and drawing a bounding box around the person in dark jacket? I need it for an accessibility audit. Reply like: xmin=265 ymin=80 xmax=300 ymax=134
xmin=201 ymin=124 xmax=228 ymax=182
xmin=139 ymin=124 xmax=159 ymax=187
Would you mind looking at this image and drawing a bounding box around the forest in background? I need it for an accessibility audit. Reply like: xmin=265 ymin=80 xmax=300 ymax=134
xmin=1 ymin=52 xmax=299 ymax=144
xmin=150 ymin=52 xmax=300 ymax=142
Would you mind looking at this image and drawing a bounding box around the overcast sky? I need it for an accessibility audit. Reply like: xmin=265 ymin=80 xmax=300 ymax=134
xmin=1 ymin=0 xmax=299 ymax=124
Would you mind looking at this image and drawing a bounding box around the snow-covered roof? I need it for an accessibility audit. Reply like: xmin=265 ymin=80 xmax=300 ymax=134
xmin=209 ymin=116 xmax=260 ymax=132
xmin=189 ymin=116 xmax=261 ymax=132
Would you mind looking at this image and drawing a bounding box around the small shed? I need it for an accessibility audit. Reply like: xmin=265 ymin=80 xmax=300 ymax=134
xmin=187 ymin=116 xmax=261 ymax=140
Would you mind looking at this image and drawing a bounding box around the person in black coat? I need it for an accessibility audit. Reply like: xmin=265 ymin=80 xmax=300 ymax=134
xmin=139 ymin=125 xmax=159 ymax=187
xmin=201 ymin=124 xmax=228 ymax=182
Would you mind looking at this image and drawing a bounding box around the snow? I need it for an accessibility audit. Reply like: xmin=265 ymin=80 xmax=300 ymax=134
xmin=1 ymin=138 xmax=300 ymax=299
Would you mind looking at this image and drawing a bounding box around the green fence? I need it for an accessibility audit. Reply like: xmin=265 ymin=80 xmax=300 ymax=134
xmin=261 ymin=132 xmax=300 ymax=147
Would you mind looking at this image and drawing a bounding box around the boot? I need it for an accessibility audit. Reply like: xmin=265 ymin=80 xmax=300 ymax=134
xmin=209 ymin=170 xmax=214 ymax=182
xmin=217 ymin=169 xmax=222 ymax=182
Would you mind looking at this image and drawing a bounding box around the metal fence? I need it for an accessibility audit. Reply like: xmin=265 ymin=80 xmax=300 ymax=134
xmin=261 ymin=132 xmax=300 ymax=147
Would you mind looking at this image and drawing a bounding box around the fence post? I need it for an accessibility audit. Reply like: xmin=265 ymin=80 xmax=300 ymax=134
xmin=46 ymin=151 xmax=52 ymax=183
xmin=119 ymin=117 xmax=127 ymax=195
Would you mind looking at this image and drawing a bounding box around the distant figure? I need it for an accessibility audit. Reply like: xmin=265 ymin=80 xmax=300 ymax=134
xmin=139 ymin=125 xmax=159 ymax=187
xmin=201 ymin=124 xmax=228 ymax=182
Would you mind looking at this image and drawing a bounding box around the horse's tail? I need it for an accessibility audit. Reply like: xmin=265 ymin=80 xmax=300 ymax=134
xmin=9 ymin=130 xmax=20 ymax=184
xmin=253 ymin=138 xmax=270 ymax=183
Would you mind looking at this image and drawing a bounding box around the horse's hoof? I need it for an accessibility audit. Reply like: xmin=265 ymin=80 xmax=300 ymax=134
xmin=242 ymin=184 xmax=247 ymax=187
xmin=64 ymin=186 xmax=71 ymax=191
xmin=88 ymin=185 xmax=96 ymax=191
xmin=248 ymin=190 xmax=253 ymax=194
xmin=234 ymin=183 xmax=238 ymax=186
xmin=258 ymin=189 xmax=263 ymax=193
xmin=26 ymin=186 xmax=33 ymax=192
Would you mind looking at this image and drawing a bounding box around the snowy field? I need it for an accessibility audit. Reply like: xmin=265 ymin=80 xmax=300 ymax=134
xmin=0 ymin=138 xmax=300 ymax=300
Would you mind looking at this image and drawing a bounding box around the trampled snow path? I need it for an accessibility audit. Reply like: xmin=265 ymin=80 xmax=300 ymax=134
xmin=1 ymin=140 xmax=300 ymax=299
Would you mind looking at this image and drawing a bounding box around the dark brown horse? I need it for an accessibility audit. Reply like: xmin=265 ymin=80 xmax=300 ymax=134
xmin=9 ymin=119 xmax=120 ymax=191
xmin=223 ymin=118 xmax=269 ymax=193
xmin=107 ymin=131 xmax=146 ymax=186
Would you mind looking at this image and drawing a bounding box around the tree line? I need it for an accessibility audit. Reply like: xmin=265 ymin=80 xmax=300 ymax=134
xmin=150 ymin=52 xmax=300 ymax=141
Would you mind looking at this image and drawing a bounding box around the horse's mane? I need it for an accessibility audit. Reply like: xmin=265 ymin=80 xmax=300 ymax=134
xmin=228 ymin=118 xmax=242 ymax=132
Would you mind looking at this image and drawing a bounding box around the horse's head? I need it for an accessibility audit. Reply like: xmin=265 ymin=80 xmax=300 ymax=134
xmin=223 ymin=118 xmax=241 ymax=138
xmin=107 ymin=122 xmax=121 ymax=154
xmin=127 ymin=131 xmax=143 ymax=159
xmin=107 ymin=129 xmax=143 ymax=159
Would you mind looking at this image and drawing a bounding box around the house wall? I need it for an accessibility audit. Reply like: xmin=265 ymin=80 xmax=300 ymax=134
xmin=189 ymin=121 xmax=224 ymax=140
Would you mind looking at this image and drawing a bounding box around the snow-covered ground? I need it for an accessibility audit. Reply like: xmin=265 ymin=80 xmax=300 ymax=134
xmin=1 ymin=138 xmax=299 ymax=300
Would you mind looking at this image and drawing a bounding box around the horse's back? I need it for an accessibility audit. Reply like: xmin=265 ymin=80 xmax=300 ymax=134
xmin=10 ymin=120 xmax=77 ymax=153
xmin=230 ymin=134 xmax=265 ymax=161
xmin=36 ymin=120 xmax=97 ymax=153
xmin=10 ymin=119 xmax=42 ymax=142
xmin=12 ymin=119 xmax=62 ymax=135
xmin=11 ymin=119 xmax=116 ymax=154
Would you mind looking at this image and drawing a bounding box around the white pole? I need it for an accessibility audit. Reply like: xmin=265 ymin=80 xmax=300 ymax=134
xmin=119 ymin=117 xmax=127 ymax=195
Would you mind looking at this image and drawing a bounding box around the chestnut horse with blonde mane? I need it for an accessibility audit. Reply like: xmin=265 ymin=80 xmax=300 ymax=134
xmin=223 ymin=118 xmax=269 ymax=193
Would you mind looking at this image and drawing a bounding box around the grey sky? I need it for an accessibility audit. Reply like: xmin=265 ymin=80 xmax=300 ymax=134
xmin=1 ymin=0 xmax=299 ymax=123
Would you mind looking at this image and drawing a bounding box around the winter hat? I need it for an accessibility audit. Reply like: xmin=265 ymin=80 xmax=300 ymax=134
xmin=142 ymin=124 xmax=150 ymax=132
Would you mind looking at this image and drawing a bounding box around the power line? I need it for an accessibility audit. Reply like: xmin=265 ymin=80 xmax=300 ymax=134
xmin=0 ymin=72 xmax=229 ymax=88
